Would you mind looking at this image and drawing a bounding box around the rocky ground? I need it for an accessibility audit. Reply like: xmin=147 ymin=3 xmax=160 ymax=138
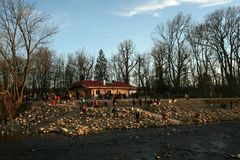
xmin=143 ymin=98 xmax=240 ymax=124
xmin=0 ymin=98 xmax=240 ymax=137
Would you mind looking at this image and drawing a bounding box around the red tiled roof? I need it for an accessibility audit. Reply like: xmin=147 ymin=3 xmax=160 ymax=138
xmin=70 ymin=80 xmax=135 ymax=89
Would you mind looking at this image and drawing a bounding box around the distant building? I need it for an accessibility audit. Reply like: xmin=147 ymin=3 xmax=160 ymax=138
xmin=69 ymin=80 xmax=135 ymax=99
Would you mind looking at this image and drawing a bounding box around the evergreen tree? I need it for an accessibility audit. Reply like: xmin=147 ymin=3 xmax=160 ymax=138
xmin=94 ymin=49 xmax=108 ymax=81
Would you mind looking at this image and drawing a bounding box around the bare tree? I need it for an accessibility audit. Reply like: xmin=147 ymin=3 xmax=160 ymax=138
xmin=108 ymin=55 xmax=123 ymax=82
xmin=0 ymin=0 xmax=57 ymax=107
xmin=187 ymin=23 xmax=217 ymax=97
xmin=202 ymin=6 xmax=240 ymax=96
xmin=153 ymin=13 xmax=191 ymax=95
xmin=30 ymin=47 xmax=53 ymax=95
xmin=151 ymin=44 xmax=168 ymax=94
xmin=52 ymin=56 xmax=65 ymax=91
xmin=133 ymin=53 xmax=152 ymax=95
xmin=75 ymin=49 xmax=94 ymax=80
xmin=115 ymin=40 xmax=137 ymax=84
xmin=0 ymin=59 xmax=11 ymax=90
xmin=65 ymin=54 xmax=77 ymax=87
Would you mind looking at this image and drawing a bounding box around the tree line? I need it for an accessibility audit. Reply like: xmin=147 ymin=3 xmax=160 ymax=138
xmin=0 ymin=0 xmax=240 ymax=119
xmin=31 ymin=6 xmax=239 ymax=99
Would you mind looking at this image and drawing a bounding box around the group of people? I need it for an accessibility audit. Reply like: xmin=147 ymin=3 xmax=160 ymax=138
xmin=78 ymin=96 xmax=168 ymax=123
xmin=79 ymin=98 xmax=100 ymax=112
xmin=132 ymin=98 xmax=143 ymax=107
xmin=131 ymin=97 xmax=163 ymax=107
xmin=47 ymin=94 xmax=61 ymax=105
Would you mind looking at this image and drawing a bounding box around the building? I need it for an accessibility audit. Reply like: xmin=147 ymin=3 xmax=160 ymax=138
xmin=69 ymin=80 xmax=135 ymax=99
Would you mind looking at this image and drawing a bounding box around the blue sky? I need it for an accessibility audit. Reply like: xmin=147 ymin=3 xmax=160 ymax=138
xmin=31 ymin=0 xmax=240 ymax=58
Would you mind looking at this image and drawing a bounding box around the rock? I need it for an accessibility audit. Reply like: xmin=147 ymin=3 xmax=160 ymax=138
xmin=231 ymin=154 xmax=240 ymax=159
xmin=39 ymin=127 xmax=45 ymax=132
xmin=60 ymin=127 xmax=68 ymax=133
xmin=102 ymin=113 xmax=107 ymax=117
xmin=237 ymin=154 xmax=240 ymax=158
xmin=154 ymin=155 xmax=160 ymax=159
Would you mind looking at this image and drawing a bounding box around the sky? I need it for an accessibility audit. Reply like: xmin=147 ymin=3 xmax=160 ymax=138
xmin=30 ymin=0 xmax=240 ymax=58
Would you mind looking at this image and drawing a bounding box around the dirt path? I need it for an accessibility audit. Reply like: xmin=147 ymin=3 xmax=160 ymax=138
xmin=137 ymin=108 xmax=182 ymax=125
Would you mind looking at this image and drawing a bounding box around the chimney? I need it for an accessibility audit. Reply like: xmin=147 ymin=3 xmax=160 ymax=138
xmin=103 ymin=80 xmax=106 ymax=86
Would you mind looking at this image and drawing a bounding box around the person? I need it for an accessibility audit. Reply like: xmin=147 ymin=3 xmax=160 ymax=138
xmin=138 ymin=98 xmax=142 ymax=107
xmin=144 ymin=97 xmax=147 ymax=104
xmin=51 ymin=99 xmax=56 ymax=105
xmin=82 ymin=104 xmax=88 ymax=112
xmin=33 ymin=92 xmax=37 ymax=101
xmin=135 ymin=110 xmax=140 ymax=123
xmin=132 ymin=99 xmax=136 ymax=107
xmin=79 ymin=101 xmax=82 ymax=110
xmin=3 ymin=115 xmax=7 ymax=126
xmin=162 ymin=113 xmax=167 ymax=120
xmin=113 ymin=97 xmax=117 ymax=106
xmin=57 ymin=95 xmax=60 ymax=103
xmin=112 ymin=107 xmax=118 ymax=117
xmin=80 ymin=98 xmax=86 ymax=110
xmin=166 ymin=91 xmax=170 ymax=98
xmin=194 ymin=112 xmax=200 ymax=119
xmin=46 ymin=93 xmax=50 ymax=101
xmin=82 ymin=98 xmax=85 ymax=105
xmin=104 ymin=101 xmax=108 ymax=107
xmin=156 ymin=97 xmax=160 ymax=106
xmin=220 ymin=103 xmax=226 ymax=109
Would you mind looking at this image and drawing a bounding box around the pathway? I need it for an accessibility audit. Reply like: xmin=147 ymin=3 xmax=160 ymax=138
xmin=136 ymin=108 xmax=182 ymax=125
